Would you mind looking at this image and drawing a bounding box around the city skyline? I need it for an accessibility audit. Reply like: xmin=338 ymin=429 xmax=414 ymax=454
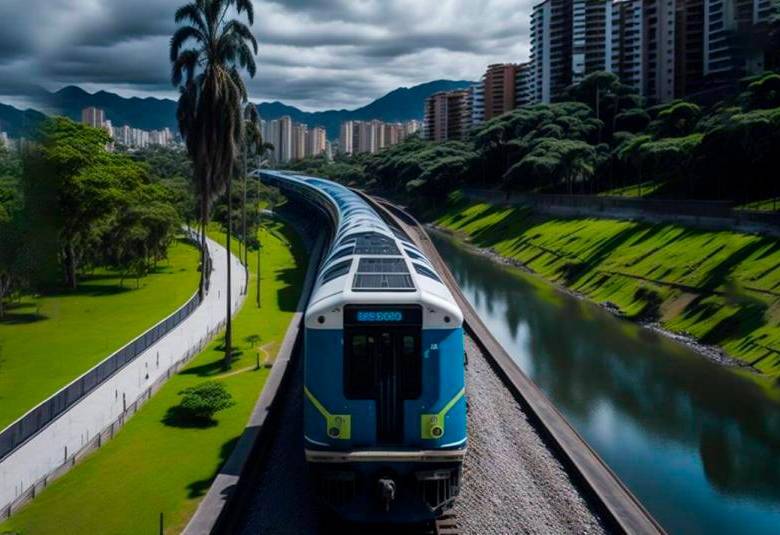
xmin=423 ymin=0 xmax=777 ymax=142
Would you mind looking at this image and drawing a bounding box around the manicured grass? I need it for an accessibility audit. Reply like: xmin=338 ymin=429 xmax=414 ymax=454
xmin=598 ymin=181 xmax=666 ymax=197
xmin=738 ymin=198 xmax=780 ymax=212
xmin=0 ymin=218 xmax=307 ymax=535
xmin=0 ymin=239 xmax=200 ymax=429
xmin=434 ymin=191 xmax=780 ymax=383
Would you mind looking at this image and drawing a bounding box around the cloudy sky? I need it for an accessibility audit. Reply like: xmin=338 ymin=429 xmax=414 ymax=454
xmin=0 ymin=0 xmax=534 ymax=111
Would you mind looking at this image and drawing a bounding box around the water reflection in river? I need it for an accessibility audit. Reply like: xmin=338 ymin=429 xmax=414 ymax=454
xmin=432 ymin=231 xmax=780 ymax=534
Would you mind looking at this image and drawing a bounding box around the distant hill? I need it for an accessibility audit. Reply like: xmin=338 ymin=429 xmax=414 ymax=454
xmin=257 ymin=79 xmax=474 ymax=138
xmin=27 ymin=79 xmax=474 ymax=139
xmin=50 ymin=86 xmax=180 ymax=132
xmin=0 ymin=103 xmax=46 ymax=138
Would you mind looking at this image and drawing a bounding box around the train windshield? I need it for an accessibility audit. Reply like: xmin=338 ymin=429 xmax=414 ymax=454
xmin=343 ymin=306 xmax=422 ymax=443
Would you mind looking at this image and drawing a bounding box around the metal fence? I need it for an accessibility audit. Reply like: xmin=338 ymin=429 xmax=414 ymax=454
xmin=1 ymin=318 xmax=224 ymax=520
xmin=0 ymin=234 xmax=212 ymax=463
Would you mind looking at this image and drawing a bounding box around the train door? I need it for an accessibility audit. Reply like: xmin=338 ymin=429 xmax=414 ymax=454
xmin=344 ymin=306 xmax=422 ymax=444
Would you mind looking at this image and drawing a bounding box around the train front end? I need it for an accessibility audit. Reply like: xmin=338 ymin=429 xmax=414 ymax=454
xmin=303 ymin=243 xmax=466 ymax=523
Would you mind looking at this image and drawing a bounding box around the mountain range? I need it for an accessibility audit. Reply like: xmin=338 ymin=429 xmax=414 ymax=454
xmin=0 ymin=80 xmax=474 ymax=140
xmin=0 ymin=103 xmax=46 ymax=138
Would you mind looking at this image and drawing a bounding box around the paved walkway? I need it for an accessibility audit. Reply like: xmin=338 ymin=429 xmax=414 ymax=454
xmin=0 ymin=237 xmax=246 ymax=512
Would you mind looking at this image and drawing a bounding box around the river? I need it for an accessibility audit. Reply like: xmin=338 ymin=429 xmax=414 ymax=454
xmin=431 ymin=230 xmax=780 ymax=534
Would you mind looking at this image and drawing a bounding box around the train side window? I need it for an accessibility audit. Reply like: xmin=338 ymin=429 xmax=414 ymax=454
xmin=345 ymin=333 xmax=375 ymax=399
xmin=399 ymin=334 xmax=422 ymax=399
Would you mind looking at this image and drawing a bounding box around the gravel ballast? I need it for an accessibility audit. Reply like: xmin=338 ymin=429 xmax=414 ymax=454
xmin=453 ymin=336 xmax=605 ymax=534
xmin=237 ymin=335 xmax=606 ymax=534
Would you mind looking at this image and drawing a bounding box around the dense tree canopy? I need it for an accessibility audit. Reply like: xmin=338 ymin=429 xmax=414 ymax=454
xmin=0 ymin=117 xmax=186 ymax=315
xmin=290 ymin=68 xmax=780 ymax=207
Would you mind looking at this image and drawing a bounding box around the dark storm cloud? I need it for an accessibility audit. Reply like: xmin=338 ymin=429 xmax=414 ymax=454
xmin=0 ymin=0 xmax=533 ymax=110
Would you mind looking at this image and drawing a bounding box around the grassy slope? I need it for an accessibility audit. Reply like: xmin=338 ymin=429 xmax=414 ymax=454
xmin=738 ymin=198 xmax=780 ymax=211
xmin=597 ymin=181 xmax=666 ymax=197
xmin=434 ymin=192 xmax=780 ymax=384
xmin=0 ymin=239 xmax=200 ymax=429
xmin=0 ymin=219 xmax=306 ymax=535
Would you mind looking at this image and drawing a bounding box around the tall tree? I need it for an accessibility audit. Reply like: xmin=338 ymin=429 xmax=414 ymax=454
xmin=37 ymin=118 xmax=119 ymax=288
xmin=170 ymin=0 xmax=258 ymax=368
xmin=242 ymin=103 xmax=262 ymax=269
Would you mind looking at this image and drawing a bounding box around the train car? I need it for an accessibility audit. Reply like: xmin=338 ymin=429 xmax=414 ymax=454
xmin=257 ymin=170 xmax=466 ymax=524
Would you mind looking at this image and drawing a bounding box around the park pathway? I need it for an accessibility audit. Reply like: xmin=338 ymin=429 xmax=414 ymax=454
xmin=0 ymin=236 xmax=246 ymax=516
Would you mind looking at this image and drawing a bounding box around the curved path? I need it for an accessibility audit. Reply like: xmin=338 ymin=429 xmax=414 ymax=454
xmin=1 ymin=236 xmax=246 ymax=516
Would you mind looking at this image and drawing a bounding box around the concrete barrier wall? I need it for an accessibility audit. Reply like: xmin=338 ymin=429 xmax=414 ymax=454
xmin=462 ymin=189 xmax=780 ymax=236
xmin=0 ymin=237 xmax=246 ymax=517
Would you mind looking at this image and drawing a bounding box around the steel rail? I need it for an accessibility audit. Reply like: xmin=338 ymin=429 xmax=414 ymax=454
xmin=357 ymin=191 xmax=664 ymax=535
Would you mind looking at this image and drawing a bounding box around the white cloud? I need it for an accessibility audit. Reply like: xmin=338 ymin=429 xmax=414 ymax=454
xmin=0 ymin=0 xmax=535 ymax=110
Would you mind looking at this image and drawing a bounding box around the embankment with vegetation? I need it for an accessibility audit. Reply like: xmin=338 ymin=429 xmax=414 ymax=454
xmin=285 ymin=70 xmax=780 ymax=209
xmin=0 ymin=217 xmax=307 ymax=535
xmin=433 ymin=191 xmax=780 ymax=387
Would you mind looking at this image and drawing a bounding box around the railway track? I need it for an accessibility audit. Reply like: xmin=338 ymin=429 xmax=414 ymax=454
xmin=188 ymin=186 xmax=662 ymax=534
xmin=358 ymin=192 xmax=663 ymax=535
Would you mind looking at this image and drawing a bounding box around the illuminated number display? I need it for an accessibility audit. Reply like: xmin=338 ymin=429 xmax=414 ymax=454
xmin=356 ymin=310 xmax=404 ymax=323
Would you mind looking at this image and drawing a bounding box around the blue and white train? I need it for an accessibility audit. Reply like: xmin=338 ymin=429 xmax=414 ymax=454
xmin=257 ymin=171 xmax=466 ymax=523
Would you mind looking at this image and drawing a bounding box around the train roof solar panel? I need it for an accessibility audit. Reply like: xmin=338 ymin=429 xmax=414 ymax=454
xmin=255 ymin=171 xmax=460 ymax=308
xmin=357 ymin=258 xmax=408 ymax=273
xmin=353 ymin=233 xmax=400 ymax=255
xmin=353 ymin=274 xmax=415 ymax=291
xmin=353 ymin=257 xmax=414 ymax=291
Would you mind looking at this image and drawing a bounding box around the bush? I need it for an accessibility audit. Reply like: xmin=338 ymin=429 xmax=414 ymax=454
xmin=177 ymin=381 xmax=235 ymax=421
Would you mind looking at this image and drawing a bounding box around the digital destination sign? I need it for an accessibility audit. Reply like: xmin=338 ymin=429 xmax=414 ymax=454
xmin=356 ymin=310 xmax=404 ymax=323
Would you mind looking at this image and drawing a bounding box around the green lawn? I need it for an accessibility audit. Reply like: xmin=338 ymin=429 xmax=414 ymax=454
xmin=0 ymin=239 xmax=200 ymax=429
xmin=737 ymin=198 xmax=780 ymax=212
xmin=0 ymin=218 xmax=307 ymax=535
xmin=435 ymin=192 xmax=780 ymax=385
xmin=597 ymin=181 xmax=666 ymax=197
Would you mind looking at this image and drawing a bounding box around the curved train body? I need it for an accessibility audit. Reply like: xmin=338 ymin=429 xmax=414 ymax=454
xmin=257 ymin=171 xmax=466 ymax=523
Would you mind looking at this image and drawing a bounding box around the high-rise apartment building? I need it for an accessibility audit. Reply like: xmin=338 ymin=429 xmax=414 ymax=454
xmin=702 ymin=0 xmax=774 ymax=80
xmin=515 ymin=62 xmax=536 ymax=107
xmin=292 ymin=123 xmax=307 ymax=160
xmin=611 ymin=0 xmax=646 ymax=94
xmin=356 ymin=121 xmax=373 ymax=153
xmin=675 ymin=0 xmax=705 ymax=96
xmin=81 ymin=107 xmax=105 ymax=128
xmin=306 ymin=127 xmax=327 ymax=157
xmin=423 ymin=90 xmax=471 ymax=142
xmin=339 ymin=121 xmax=354 ymax=155
xmin=404 ymin=120 xmax=421 ymax=137
xmin=470 ymin=80 xmax=486 ymax=128
xmin=371 ymin=119 xmax=385 ymax=151
xmin=483 ymin=63 xmax=519 ymax=120
xmin=277 ymin=116 xmax=293 ymax=163
xmin=644 ymin=0 xmax=677 ymax=102
xmin=530 ymin=0 xmax=574 ymax=103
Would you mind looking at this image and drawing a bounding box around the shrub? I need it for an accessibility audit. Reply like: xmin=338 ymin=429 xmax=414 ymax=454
xmin=177 ymin=381 xmax=235 ymax=421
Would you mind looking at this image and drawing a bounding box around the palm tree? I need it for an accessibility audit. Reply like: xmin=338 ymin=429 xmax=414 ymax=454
xmin=255 ymin=141 xmax=274 ymax=308
xmin=170 ymin=0 xmax=257 ymax=369
xmin=242 ymin=103 xmax=262 ymax=270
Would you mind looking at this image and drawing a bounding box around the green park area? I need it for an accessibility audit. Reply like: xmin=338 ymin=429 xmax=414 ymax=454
xmin=0 ymin=239 xmax=200 ymax=429
xmin=0 ymin=218 xmax=306 ymax=535
xmin=435 ymin=192 xmax=780 ymax=385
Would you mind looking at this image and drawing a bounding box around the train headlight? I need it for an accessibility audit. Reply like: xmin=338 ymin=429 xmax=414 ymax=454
xmin=328 ymin=427 xmax=340 ymax=438
xmin=431 ymin=426 xmax=444 ymax=438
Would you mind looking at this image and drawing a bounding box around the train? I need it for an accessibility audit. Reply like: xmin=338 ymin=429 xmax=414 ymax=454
xmin=257 ymin=170 xmax=466 ymax=523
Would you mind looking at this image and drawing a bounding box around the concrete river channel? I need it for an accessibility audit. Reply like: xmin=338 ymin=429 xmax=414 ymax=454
xmin=431 ymin=230 xmax=780 ymax=534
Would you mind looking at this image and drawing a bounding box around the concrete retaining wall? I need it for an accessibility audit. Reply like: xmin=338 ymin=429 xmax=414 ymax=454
xmin=462 ymin=189 xmax=780 ymax=237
